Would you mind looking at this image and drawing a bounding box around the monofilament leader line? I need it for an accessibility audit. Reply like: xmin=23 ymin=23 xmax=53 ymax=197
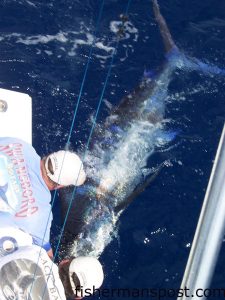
xmin=41 ymin=0 xmax=132 ymax=298
xmin=29 ymin=0 xmax=105 ymax=297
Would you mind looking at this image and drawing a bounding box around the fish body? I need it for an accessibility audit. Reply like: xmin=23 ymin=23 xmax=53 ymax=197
xmin=58 ymin=0 xmax=225 ymax=258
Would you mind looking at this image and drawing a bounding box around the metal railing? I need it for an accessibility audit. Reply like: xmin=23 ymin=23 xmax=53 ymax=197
xmin=178 ymin=124 xmax=225 ymax=299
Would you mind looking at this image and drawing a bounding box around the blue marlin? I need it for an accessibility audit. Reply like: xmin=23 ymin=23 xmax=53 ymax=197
xmin=58 ymin=0 xmax=225 ymax=258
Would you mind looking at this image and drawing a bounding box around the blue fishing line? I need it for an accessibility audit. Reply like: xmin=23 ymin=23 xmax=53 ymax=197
xmin=28 ymin=0 xmax=105 ymax=297
xmin=41 ymin=0 xmax=133 ymax=298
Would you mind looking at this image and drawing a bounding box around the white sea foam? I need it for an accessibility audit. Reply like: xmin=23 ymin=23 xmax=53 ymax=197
xmin=3 ymin=0 xmax=36 ymax=7
xmin=67 ymin=32 xmax=94 ymax=56
xmin=25 ymin=0 xmax=36 ymax=7
xmin=0 ymin=17 xmax=139 ymax=66
xmin=95 ymin=42 xmax=114 ymax=53
xmin=71 ymin=215 xmax=117 ymax=257
xmin=98 ymin=121 xmax=158 ymax=198
xmin=2 ymin=30 xmax=117 ymax=61
xmin=110 ymin=20 xmax=139 ymax=42
xmin=16 ymin=32 xmax=68 ymax=45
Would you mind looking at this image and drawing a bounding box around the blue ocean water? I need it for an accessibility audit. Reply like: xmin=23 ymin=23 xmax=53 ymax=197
xmin=0 ymin=0 xmax=225 ymax=299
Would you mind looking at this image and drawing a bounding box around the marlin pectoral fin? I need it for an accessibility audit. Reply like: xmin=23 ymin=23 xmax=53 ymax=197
xmin=183 ymin=56 xmax=225 ymax=76
xmin=114 ymin=164 xmax=164 ymax=214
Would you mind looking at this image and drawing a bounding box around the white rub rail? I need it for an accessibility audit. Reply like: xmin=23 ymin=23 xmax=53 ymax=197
xmin=178 ymin=123 xmax=225 ymax=299
xmin=0 ymin=88 xmax=32 ymax=144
